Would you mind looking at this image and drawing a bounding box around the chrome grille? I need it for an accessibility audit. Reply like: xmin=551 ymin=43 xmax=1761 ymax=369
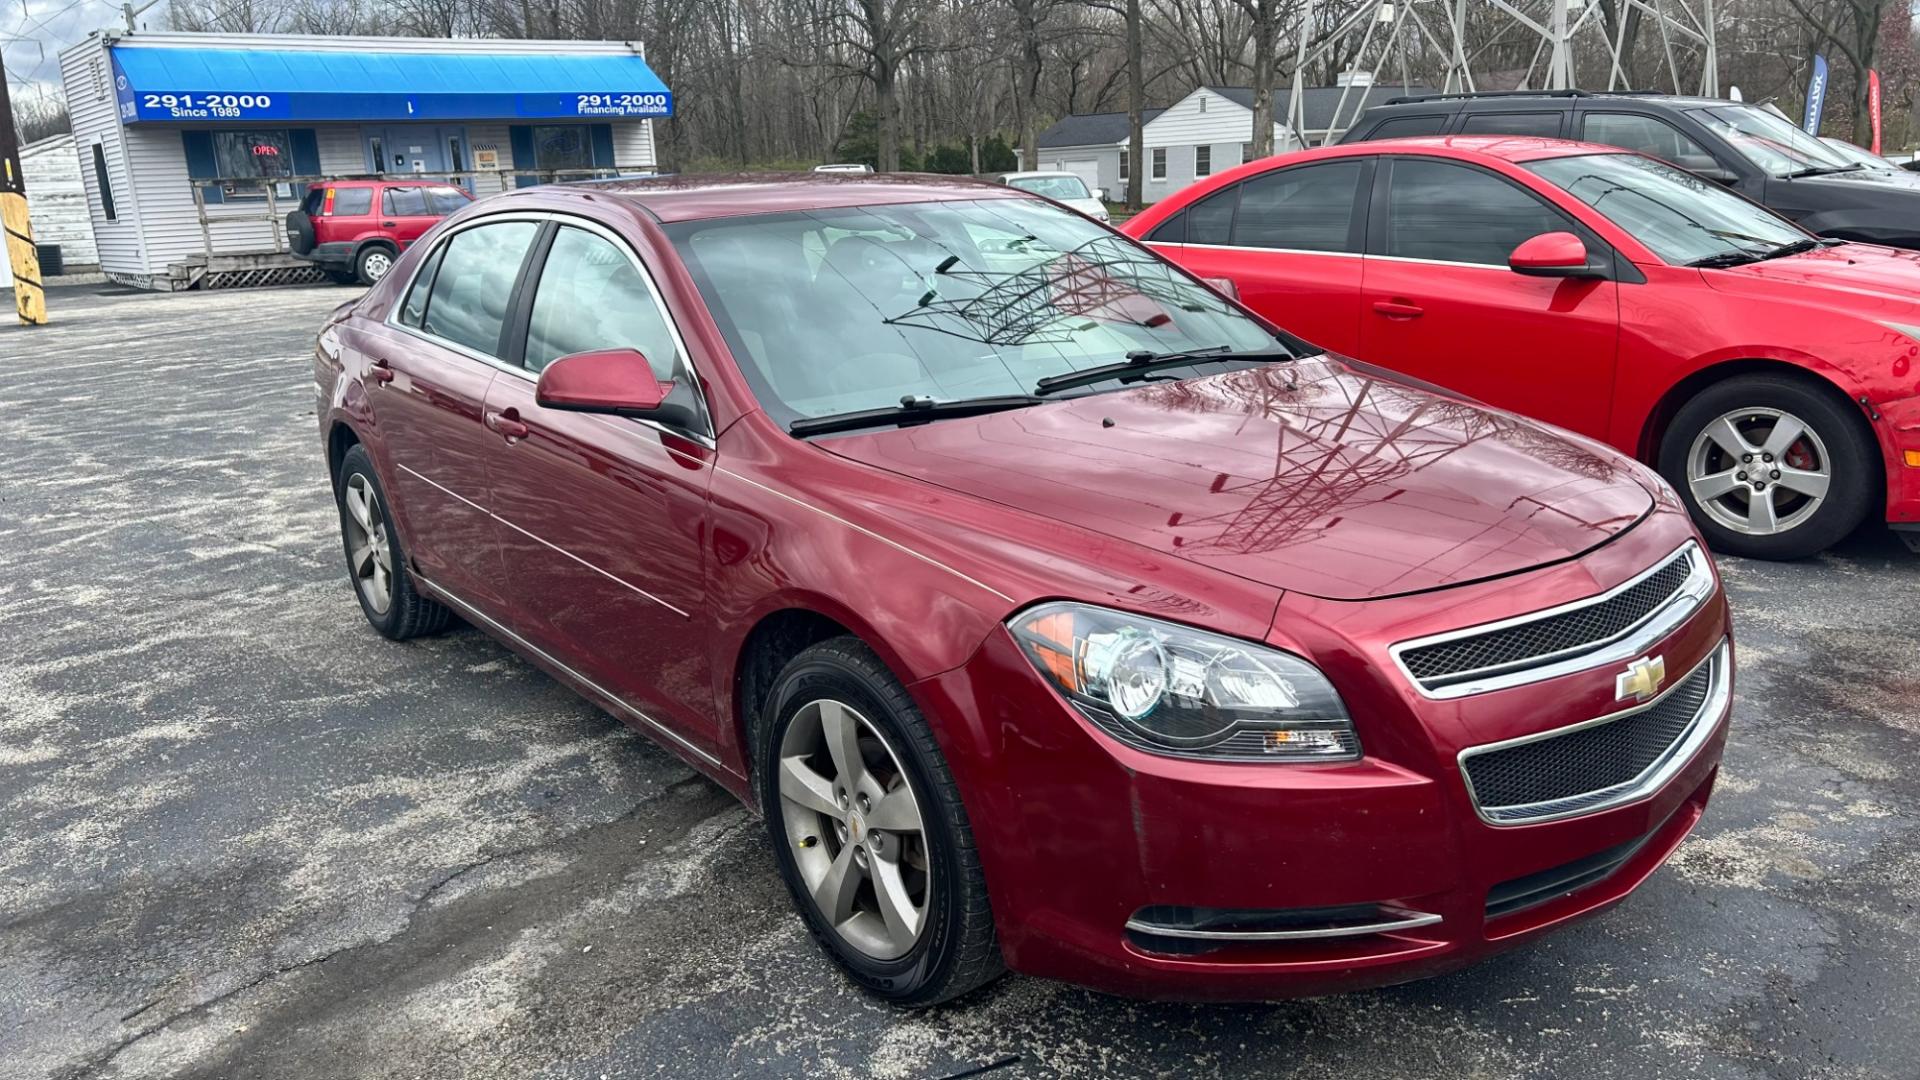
xmin=1459 ymin=643 xmax=1728 ymax=825
xmin=1392 ymin=543 xmax=1711 ymax=698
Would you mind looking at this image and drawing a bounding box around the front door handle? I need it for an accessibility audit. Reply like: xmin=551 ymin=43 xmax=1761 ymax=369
xmin=368 ymin=358 xmax=395 ymax=384
xmin=1372 ymin=299 xmax=1425 ymax=319
xmin=485 ymin=409 xmax=530 ymax=442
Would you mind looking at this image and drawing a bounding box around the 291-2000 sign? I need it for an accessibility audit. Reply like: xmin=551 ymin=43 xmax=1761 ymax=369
xmin=141 ymin=93 xmax=272 ymax=118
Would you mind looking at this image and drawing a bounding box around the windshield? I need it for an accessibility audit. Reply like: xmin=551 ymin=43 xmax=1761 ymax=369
xmin=1691 ymin=105 xmax=1858 ymax=177
xmin=666 ymin=197 xmax=1279 ymax=428
xmin=1822 ymin=138 xmax=1893 ymax=170
xmin=1007 ymin=175 xmax=1093 ymax=200
xmin=1527 ymin=153 xmax=1807 ymax=265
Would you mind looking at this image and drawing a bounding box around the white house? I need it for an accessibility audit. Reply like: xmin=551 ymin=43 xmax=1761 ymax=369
xmin=1029 ymin=82 xmax=1435 ymax=204
xmin=58 ymin=30 xmax=669 ymax=290
xmin=19 ymin=134 xmax=100 ymax=272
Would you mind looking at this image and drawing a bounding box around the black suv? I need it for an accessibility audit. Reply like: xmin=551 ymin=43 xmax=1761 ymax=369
xmin=1342 ymin=89 xmax=1920 ymax=248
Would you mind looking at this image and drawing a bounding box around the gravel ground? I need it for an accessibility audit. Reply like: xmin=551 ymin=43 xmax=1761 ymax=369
xmin=2 ymin=283 xmax=1916 ymax=1080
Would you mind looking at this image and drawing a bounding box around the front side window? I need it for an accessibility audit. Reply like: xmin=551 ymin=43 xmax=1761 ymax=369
xmin=1370 ymin=114 xmax=1448 ymax=138
xmin=1007 ymin=175 xmax=1091 ymax=200
xmin=666 ymin=198 xmax=1276 ymax=427
xmin=1581 ymin=113 xmax=1717 ymax=172
xmin=1385 ymin=159 xmax=1568 ymax=265
xmin=524 ymin=227 xmax=682 ymax=376
xmin=1151 ymin=147 xmax=1167 ymax=179
xmin=1526 ymin=152 xmax=1806 ymax=266
xmin=427 ymin=187 xmax=470 ymax=215
xmin=1691 ymin=105 xmax=1858 ymax=178
xmin=1459 ymin=111 xmax=1563 ymax=137
xmin=1232 ymin=161 xmax=1363 ymax=252
xmin=1195 ymin=145 xmax=1212 ymax=177
xmin=418 ymin=220 xmax=540 ymax=356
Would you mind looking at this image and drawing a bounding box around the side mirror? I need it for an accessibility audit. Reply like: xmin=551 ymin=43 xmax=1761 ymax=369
xmin=535 ymin=348 xmax=690 ymax=426
xmin=1680 ymin=157 xmax=1740 ymax=185
xmin=1509 ymin=231 xmax=1605 ymax=279
xmin=1092 ymin=187 xmax=1107 ymax=202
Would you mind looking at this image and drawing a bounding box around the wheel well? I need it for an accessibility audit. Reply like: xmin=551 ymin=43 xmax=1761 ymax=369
xmin=327 ymin=423 xmax=361 ymax=490
xmin=1637 ymin=358 xmax=1867 ymax=463
xmin=357 ymin=238 xmax=398 ymax=258
xmin=733 ymin=609 xmax=854 ymax=793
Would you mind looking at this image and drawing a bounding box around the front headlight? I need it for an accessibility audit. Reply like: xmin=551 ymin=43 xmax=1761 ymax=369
xmin=1009 ymin=602 xmax=1358 ymax=762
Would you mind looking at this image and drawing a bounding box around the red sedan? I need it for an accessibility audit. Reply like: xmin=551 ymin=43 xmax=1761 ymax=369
xmin=316 ymin=174 xmax=1731 ymax=1003
xmin=1126 ymin=136 xmax=1920 ymax=559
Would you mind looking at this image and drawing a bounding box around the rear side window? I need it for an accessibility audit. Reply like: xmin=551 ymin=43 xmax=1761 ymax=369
xmin=419 ymin=221 xmax=540 ymax=356
xmin=1581 ymin=113 xmax=1719 ymax=172
xmin=302 ymin=187 xmax=324 ymax=215
xmin=1459 ymin=111 xmax=1564 ymax=137
xmin=1186 ymin=189 xmax=1237 ymax=244
xmin=398 ymin=244 xmax=446 ymax=328
xmin=1385 ymin=159 xmax=1568 ymax=266
xmin=1369 ymin=114 xmax=1448 ymax=139
xmin=383 ymin=187 xmax=428 ymax=216
xmin=331 ymin=188 xmax=373 ymax=216
xmin=427 ymin=187 xmax=469 ymax=215
xmin=523 ymin=227 xmax=682 ymax=376
xmin=1231 ymin=161 xmax=1363 ymax=251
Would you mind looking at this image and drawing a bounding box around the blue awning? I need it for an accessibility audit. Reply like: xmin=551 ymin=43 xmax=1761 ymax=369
xmin=109 ymin=45 xmax=672 ymax=124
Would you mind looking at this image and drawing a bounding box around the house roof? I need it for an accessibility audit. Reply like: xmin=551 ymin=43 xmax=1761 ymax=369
xmin=1201 ymin=84 xmax=1439 ymax=130
xmin=1036 ymin=109 xmax=1165 ymax=149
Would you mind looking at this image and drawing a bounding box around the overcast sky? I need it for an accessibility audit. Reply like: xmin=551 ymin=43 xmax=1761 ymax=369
xmin=3 ymin=0 xmax=168 ymax=95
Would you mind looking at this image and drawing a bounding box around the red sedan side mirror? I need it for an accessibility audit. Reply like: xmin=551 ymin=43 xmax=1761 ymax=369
xmin=1509 ymin=232 xmax=1603 ymax=279
xmin=535 ymin=348 xmax=679 ymax=419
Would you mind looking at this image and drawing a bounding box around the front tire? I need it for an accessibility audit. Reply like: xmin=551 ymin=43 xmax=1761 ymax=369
xmin=334 ymin=444 xmax=452 ymax=640
xmin=757 ymin=638 xmax=1002 ymax=1005
xmin=1659 ymin=374 xmax=1876 ymax=559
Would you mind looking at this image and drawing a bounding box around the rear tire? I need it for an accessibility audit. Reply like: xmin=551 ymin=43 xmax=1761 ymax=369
xmin=325 ymin=269 xmax=359 ymax=285
xmin=334 ymin=444 xmax=452 ymax=640
xmin=1658 ymin=374 xmax=1876 ymax=559
xmin=756 ymin=637 xmax=1002 ymax=1005
xmin=355 ymin=244 xmax=396 ymax=286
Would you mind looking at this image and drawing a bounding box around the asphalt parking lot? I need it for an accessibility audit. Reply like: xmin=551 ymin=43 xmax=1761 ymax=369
xmin=2 ymin=282 xmax=1917 ymax=1080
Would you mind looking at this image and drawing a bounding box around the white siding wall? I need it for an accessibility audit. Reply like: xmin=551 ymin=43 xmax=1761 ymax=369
xmin=612 ymin=120 xmax=657 ymax=173
xmin=19 ymin=135 xmax=99 ymax=269
xmin=1138 ymin=88 xmax=1294 ymax=203
xmin=60 ymin=37 xmax=146 ymax=279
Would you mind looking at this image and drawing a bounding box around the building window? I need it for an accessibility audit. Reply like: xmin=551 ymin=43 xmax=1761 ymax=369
xmin=1198 ymin=95 xmax=1208 ymax=113
xmin=90 ymin=143 xmax=117 ymax=222
xmin=531 ymin=126 xmax=592 ymax=173
xmin=1151 ymin=147 xmax=1167 ymax=180
xmin=1195 ymin=145 xmax=1212 ymax=177
xmin=211 ymin=129 xmax=293 ymax=200
xmin=1119 ymin=151 xmax=1129 ymax=182
xmin=1242 ymin=142 xmax=1255 ymax=164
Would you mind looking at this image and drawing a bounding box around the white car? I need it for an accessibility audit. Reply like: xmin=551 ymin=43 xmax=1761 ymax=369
xmin=994 ymin=171 xmax=1111 ymax=222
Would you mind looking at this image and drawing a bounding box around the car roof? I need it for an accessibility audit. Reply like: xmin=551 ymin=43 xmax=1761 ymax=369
xmin=518 ymin=172 xmax=1028 ymax=223
xmin=1375 ymin=91 xmax=1728 ymax=110
xmin=999 ymin=170 xmax=1077 ymax=180
xmin=1343 ymin=134 xmax=1637 ymax=163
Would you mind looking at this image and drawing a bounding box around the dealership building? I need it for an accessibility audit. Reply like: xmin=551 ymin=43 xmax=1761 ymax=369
xmin=57 ymin=30 xmax=671 ymax=289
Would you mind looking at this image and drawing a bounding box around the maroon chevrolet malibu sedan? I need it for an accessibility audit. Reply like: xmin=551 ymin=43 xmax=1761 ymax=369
xmin=314 ymin=174 xmax=1733 ymax=1004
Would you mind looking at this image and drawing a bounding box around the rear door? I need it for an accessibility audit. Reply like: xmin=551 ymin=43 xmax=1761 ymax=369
xmin=1358 ymin=156 xmax=1619 ymax=435
xmin=358 ymin=216 xmax=543 ymax=611
xmin=379 ymin=185 xmax=440 ymax=250
xmin=480 ymin=220 xmax=722 ymax=751
xmin=1142 ymin=158 xmax=1373 ymax=355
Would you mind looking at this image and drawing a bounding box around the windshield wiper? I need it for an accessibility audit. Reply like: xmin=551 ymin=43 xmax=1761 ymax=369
xmin=1033 ymin=346 xmax=1294 ymax=396
xmin=789 ymin=394 xmax=1044 ymax=437
xmin=1757 ymin=238 xmax=1824 ymax=260
xmin=1686 ymin=250 xmax=1764 ymax=269
xmin=1783 ymin=164 xmax=1864 ymax=179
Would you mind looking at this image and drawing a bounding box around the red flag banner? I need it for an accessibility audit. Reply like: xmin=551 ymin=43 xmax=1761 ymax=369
xmin=1869 ymin=70 xmax=1883 ymax=155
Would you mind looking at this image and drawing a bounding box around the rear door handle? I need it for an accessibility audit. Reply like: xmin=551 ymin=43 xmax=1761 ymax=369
xmin=368 ymin=358 xmax=395 ymax=384
xmin=485 ymin=409 xmax=530 ymax=442
xmin=1372 ymin=300 xmax=1425 ymax=319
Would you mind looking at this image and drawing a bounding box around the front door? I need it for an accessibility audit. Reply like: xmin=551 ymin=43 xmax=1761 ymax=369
xmin=355 ymin=218 xmax=542 ymax=611
xmin=364 ymin=126 xmax=466 ymax=179
xmin=1359 ymin=157 xmax=1619 ymax=436
xmin=481 ymin=221 xmax=720 ymax=749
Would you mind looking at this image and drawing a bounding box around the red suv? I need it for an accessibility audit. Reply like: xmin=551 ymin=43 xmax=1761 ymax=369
xmin=287 ymin=180 xmax=471 ymax=285
xmin=1126 ymin=136 xmax=1920 ymax=559
xmin=316 ymin=176 xmax=1732 ymax=1004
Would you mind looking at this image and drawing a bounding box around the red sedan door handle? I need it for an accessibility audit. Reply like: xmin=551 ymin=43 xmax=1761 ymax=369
xmin=1372 ymin=299 xmax=1425 ymax=319
xmin=485 ymin=409 xmax=530 ymax=442
xmin=368 ymin=358 xmax=395 ymax=384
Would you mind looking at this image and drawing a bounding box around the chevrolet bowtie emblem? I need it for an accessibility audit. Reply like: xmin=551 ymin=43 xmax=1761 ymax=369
xmin=1616 ymin=655 xmax=1667 ymax=703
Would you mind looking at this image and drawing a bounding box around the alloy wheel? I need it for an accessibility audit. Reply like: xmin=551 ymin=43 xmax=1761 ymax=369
xmin=342 ymin=472 xmax=394 ymax=614
xmin=1686 ymin=406 xmax=1832 ymax=536
xmin=777 ymin=698 xmax=931 ymax=961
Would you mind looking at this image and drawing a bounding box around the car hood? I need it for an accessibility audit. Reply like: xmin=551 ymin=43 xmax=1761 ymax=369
xmin=1704 ymin=241 xmax=1920 ymax=309
xmin=815 ymin=358 xmax=1652 ymax=601
xmin=1802 ymin=166 xmax=1920 ymax=190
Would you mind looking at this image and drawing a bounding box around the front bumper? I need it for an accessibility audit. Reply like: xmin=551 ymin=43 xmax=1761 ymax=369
xmin=913 ymin=522 xmax=1731 ymax=1000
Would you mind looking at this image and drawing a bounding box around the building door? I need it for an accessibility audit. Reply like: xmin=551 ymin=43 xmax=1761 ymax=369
xmin=364 ymin=126 xmax=466 ymax=179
